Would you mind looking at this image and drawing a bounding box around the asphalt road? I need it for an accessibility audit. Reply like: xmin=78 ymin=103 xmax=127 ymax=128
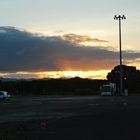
xmin=0 ymin=95 xmax=140 ymax=140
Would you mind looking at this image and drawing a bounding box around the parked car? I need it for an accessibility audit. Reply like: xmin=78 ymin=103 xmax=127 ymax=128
xmin=0 ymin=91 xmax=11 ymax=100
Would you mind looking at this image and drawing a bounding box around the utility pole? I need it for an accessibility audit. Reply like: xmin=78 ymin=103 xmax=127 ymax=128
xmin=114 ymin=15 xmax=126 ymax=95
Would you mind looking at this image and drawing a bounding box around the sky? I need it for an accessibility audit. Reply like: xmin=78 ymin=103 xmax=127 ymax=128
xmin=0 ymin=0 xmax=140 ymax=79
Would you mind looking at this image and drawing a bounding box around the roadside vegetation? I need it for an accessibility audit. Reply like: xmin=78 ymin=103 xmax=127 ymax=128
xmin=0 ymin=65 xmax=140 ymax=96
xmin=0 ymin=77 xmax=105 ymax=96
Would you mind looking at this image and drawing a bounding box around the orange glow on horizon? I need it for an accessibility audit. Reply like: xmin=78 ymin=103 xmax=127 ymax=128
xmin=0 ymin=70 xmax=110 ymax=79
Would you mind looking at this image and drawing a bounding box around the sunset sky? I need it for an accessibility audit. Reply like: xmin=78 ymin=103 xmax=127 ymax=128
xmin=0 ymin=0 xmax=140 ymax=79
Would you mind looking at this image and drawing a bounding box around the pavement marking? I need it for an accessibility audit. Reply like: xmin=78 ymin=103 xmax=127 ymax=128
xmin=123 ymin=102 xmax=127 ymax=106
xmin=0 ymin=102 xmax=12 ymax=105
xmin=54 ymin=113 xmax=74 ymax=121
xmin=88 ymin=103 xmax=99 ymax=106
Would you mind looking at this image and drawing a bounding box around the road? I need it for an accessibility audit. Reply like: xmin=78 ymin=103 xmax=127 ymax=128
xmin=0 ymin=95 xmax=140 ymax=139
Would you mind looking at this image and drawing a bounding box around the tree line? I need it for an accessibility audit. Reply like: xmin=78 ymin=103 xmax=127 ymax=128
xmin=0 ymin=78 xmax=106 ymax=96
xmin=0 ymin=65 xmax=140 ymax=96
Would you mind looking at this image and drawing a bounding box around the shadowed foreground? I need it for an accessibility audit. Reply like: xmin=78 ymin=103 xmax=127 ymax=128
xmin=0 ymin=96 xmax=140 ymax=140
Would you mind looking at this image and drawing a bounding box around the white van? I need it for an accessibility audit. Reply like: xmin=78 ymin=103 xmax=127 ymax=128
xmin=0 ymin=91 xmax=11 ymax=100
xmin=100 ymin=83 xmax=116 ymax=96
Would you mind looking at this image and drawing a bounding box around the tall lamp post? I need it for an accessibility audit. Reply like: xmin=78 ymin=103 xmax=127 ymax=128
xmin=114 ymin=15 xmax=126 ymax=95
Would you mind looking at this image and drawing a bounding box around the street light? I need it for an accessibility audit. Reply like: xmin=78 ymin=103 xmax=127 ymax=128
xmin=114 ymin=14 xmax=126 ymax=95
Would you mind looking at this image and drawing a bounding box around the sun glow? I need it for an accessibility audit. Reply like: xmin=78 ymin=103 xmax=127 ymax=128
xmin=0 ymin=70 xmax=109 ymax=79
xmin=35 ymin=70 xmax=109 ymax=79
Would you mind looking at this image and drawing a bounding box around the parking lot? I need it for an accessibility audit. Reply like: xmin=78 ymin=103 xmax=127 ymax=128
xmin=0 ymin=95 xmax=140 ymax=140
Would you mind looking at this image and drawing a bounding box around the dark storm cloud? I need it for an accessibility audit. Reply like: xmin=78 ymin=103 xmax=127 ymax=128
xmin=0 ymin=26 xmax=139 ymax=72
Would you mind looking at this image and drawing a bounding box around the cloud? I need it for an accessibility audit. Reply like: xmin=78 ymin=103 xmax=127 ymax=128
xmin=0 ymin=26 xmax=140 ymax=72
xmin=62 ymin=33 xmax=109 ymax=44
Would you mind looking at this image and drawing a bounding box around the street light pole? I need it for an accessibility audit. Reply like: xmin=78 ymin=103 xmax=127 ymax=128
xmin=114 ymin=15 xmax=126 ymax=95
